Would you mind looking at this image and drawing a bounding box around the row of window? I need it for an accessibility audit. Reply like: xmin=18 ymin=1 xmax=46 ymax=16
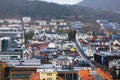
xmin=12 ymin=74 xmax=30 ymax=78
xmin=47 ymin=73 xmax=52 ymax=76
xmin=47 ymin=78 xmax=52 ymax=80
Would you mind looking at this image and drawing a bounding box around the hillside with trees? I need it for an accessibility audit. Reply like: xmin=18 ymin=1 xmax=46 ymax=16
xmin=0 ymin=0 xmax=76 ymax=19
xmin=78 ymin=0 xmax=120 ymax=13
xmin=0 ymin=0 xmax=120 ymax=23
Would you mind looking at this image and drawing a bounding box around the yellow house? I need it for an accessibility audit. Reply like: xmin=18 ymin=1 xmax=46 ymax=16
xmin=40 ymin=72 xmax=57 ymax=80
xmin=37 ymin=64 xmax=57 ymax=80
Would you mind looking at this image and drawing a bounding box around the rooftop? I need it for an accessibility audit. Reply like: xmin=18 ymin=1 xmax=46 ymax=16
xmin=96 ymin=51 xmax=120 ymax=57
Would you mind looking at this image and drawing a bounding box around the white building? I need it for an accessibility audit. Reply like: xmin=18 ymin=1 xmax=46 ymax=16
xmin=52 ymin=56 xmax=72 ymax=68
xmin=22 ymin=17 xmax=31 ymax=23
xmin=0 ymin=51 xmax=21 ymax=60
xmin=76 ymin=32 xmax=89 ymax=40
xmin=49 ymin=22 xmax=57 ymax=26
xmin=96 ymin=20 xmax=108 ymax=24
xmin=70 ymin=21 xmax=84 ymax=30
xmin=0 ymin=27 xmax=23 ymax=38
xmin=5 ymin=19 xmax=21 ymax=24
xmin=35 ymin=20 xmax=47 ymax=26
xmin=83 ymin=47 xmax=96 ymax=57
xmin=0 ymin=19 xmax=4 ymax=23
xmin=47 ymin=42 xmax=56 ymax=49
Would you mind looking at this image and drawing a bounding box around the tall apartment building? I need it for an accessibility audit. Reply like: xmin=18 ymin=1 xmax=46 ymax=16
xmin=0 ymin=37 xmax=11 ymax=52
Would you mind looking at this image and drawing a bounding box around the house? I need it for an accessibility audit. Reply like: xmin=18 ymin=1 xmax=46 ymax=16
xmin=49 ymin=19 xmax=57 ymax=26
xmin=37 ymin=64 xmax=57 ymax=80
xmin=70 ymin=21 xmax=84 ymax=30
xmin=42 ymin=26 xmax=50 ymax=31
xmin=52 ymin=55 xmax=73 ymax=67
xmin=58 ymin=34 xmax=68 ymax=40
xmin=76 ymin=32 xmax=89 ymax=40
xmin=57 ymin=65 xmax=78 ymax=80
xmin=33 ymin=30 xmax=41 ymax=40
xmin=112 ymin=39 xmax=120 ymax=50
xmin=78 ymin=69 xmax=112 ymax=80
xmin=74 ymin=61 xmax=91 ymax=70
xmin=46 ymin=31 xmax=58 ymax=40
xmin=35 ymin=20 xmax=47 ymax=26
xmin=109 ymin=59 xmax=120 ymax=69
xmin=82 ymin=46 xmax=96 ymax=58
xmin=57 ymin=25 xmax=70 ymax=30
xmin=5 ymin=19 xmax=21 ymax=24
xmin=96 ymin=20 xmax=108 ymax=24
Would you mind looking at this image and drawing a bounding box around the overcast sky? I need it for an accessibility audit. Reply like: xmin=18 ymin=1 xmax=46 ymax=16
xmin=42 ymin=0 xmax=83 ymax=4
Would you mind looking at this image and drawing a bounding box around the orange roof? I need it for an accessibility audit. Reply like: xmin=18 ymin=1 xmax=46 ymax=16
xmin=78 ymin=70 xmax=93 ymax=80
xmin=80 ymin=75 xmax=93 ymax=80
xmin=78 ymin=69 xmax=112 ymax=80
xmin=78 ymin=70 xmax=89 ymax=77
xmin=87 ymin=37 xmax=94 ymax=41
xmin=96 ymin=68 xmax=112 ymax=80
xmin=35 ymin=43 xmax=47 ymax=50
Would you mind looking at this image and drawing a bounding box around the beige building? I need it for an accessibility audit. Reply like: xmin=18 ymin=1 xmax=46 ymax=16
xmin=37 ymin=64 xmax=57 ymax=80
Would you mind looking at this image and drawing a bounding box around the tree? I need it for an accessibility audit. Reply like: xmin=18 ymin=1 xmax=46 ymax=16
xmin=29 ymin=72 xmax=40 ymax=80
xmin=25 ymin=31 xmax=34 ymax=40
xmin=57 ymin=77 xmax=63 ymax=80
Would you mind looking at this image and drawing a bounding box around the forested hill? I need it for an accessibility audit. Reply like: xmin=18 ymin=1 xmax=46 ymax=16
xmin=0 ymin=0 xmax=75 ymax=18
xmin=78 ymin=0 xmax=120 ymax=13
xmin=0 ymin=0 xmax=120 ymax=23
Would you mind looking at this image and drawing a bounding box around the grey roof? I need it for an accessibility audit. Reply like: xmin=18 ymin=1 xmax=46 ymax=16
xmin=39 ymin=64 xmax=54 ymax=69
xmin=39 ymin=48 xmax=57 ymax=52
xmin=1 ymin=59 xmax=41 ymax=67
xmin=56 ymin=67 xmax=77 ymax=72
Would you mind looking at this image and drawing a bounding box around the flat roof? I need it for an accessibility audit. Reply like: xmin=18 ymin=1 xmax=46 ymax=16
xmin=96 ymin=51 xmax=120 ymax=57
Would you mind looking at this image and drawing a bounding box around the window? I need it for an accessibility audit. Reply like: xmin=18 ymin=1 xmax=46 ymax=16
xmin=47 ymin=73 xmax=52 ymax=76
xmin=47 ymin=78 xmax=52 ymax=80
xmin=12 ymin=74 xmax=30 ymax=78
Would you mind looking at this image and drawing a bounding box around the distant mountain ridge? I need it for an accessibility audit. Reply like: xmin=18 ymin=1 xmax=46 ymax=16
xmin=0 ymin=0 xmax=120 ymax=23
xmin=78 ymin=0 xmax=120 ymax=13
